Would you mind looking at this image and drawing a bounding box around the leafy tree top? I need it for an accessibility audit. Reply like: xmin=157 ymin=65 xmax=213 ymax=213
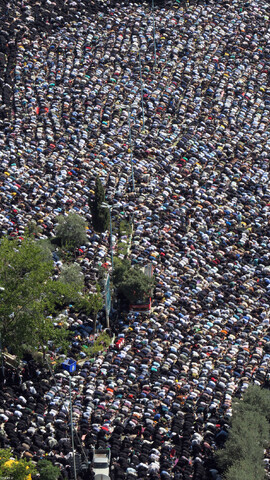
xmin=37 ymin=459 xmax=61 ymax=480
xmin=93 ymin=177 xmax=106 ymax=207
xmin=113 ymin=258 xmax=153 ymax=303
xmin=0 ymin=448 xmax=36 ymax=480
xmin=55 ymin=212 xmax=88 ymax=249
xmin=0 ymin=237 xmax=81 ymax=357
xmin=215 ymin=385 xmax=270 ymax=480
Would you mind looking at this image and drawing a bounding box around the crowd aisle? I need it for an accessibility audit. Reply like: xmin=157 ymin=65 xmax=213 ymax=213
xmin=0 ymin=0 xmax=270 ymax=479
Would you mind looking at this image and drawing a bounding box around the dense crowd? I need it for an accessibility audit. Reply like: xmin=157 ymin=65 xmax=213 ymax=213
xmin=0 ymin=0 xmax=270 ymax=479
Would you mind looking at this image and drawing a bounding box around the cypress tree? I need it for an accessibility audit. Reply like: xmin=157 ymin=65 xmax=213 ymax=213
xmin=90 ymin=177 xmax=109 ymax=233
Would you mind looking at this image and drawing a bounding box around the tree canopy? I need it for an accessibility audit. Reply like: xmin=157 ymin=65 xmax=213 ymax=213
xmin=0 ymin=448 xmax=37 ymax=480
xmin=112 ymin=259 xmax=153 ymax=304
xmin=58 ymin=263 xmax=84 ymax=289
xmin=0 ymin=237 xmax=81 ymax=357
xmin=37 ymin=459 xmax=61 ymax=480
xmin=55 ymin=212 xmax=88 ymax=249
xmin=74 ymin=285 xmax=103 ymax=334
xmin=0 ymin=450 xmax=61 ymax=480
xmin=215 ymin=385 xmax=270 ymax=480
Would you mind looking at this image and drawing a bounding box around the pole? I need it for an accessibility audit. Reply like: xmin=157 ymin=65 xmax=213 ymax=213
xmin=106 ymin=309 xmax=110 ymax=329
xmin=139 ymin=50 xmax=145 ymax=132
xmin=128 ymin=107 xmax=135 ymax=192
xmin=69 ymin=374 xmax=77 ymax=480
xmin=152 ymin=0 xmax=157 ymax=68
xmin=0 ymin=288 xmax=5 ymax=380
xmin=101 ymin=203 xmax=114 ymax=272
xmin=105 ymin=274 xmax=111 ymax=330
xmin=109 ymin=207 xmax=113 ymax=271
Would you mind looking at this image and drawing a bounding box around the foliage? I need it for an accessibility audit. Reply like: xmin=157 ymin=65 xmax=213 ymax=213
xmin=224 ymin=459 xmax=266 ymax=480
xmin=58 ymin=263 xmax=84 ymax=289
xmin=24 ymin=220 xmax=42 ymax=238
xmin=84 ymin=331 xmax=111 ymax=357
xmin=0 ymin=449 xmax=36 ymax=480
xmin=0 ymin=448 xmax=13 ymax=466
xmin=117 ymin=219 xmax=133 ymax=256
xmin=216 ymin=410 xmax=267 ymax=471
xmin=90 ymin=177 xmax=109 ymax=233
xmin=119 ymin=219 xmax=132 ymax=237
xmin=215 ymin=385 xmax=270 ymax=480
xmin=37 ymin=317 xmax=71 ymax=359
xmin=38 ymin=238 xmax=55 ymax=254
xmin=97 ymin=265 xmax=108 ymax=289
xmin=119 ymin=268 xmax=153 ymax=303
xmin=55 ymin=213 xmax=88 ymax=249
xmin=117 ymin=241 xmax=128 ymax=257
xmin=112 ymin=258 xmax=153 ymax=304
xmin=112 ymin=258 xmax=131 ymax=287
xmin=0 ymin=237 xmax=82 ymax=357
xmin=74 ymin=288 xmax=103 ymax=317
xmin=239 ymin=384 xmax=270 ymax=421
xmin=37 ymin=459 xmax=61 ymax=480
xmin=74 ymin=287 xmax=103 ymax=334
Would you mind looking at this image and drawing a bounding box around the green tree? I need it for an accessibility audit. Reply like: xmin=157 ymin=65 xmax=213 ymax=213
xmin=0 ymin=448 xmax=14 ymax=466
xmin=55 ymin=213 xmax=88 ymax=249
xmin=240 ymin=384 xmax=270 ymax=420
xmin=35 ymin=314 xmax=70 ymax=360
xmin=113 ymin=259 xmax=153 ymax=304
xmin=59 ymin=263 xmax=84 ymax=289
xmin=216 ymin=410 xmax=267 ymax=472
xmin=24 ymin=220 xmax=42 ymax=238
xmin=90 ymin=177 xmax=109 ymax=233
xmin=215 ymin=385 xmax=270 ymax=480
xmin=0 ymin=448 xmax=37 ymax=480
xmin=119 ymin=268 xmax=153 ymax=303
xmin=224 ymin=459 xmax=265 ymax=480
xmin=112 ymin=258 xmax=131 ymax=288
xmin=0 ymin=237 xmax=82 ymax=358
xmin=37 ymin=459 xmax=61 ymax=480
xmin=75 ymin=287 xmax=103 ymax=334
